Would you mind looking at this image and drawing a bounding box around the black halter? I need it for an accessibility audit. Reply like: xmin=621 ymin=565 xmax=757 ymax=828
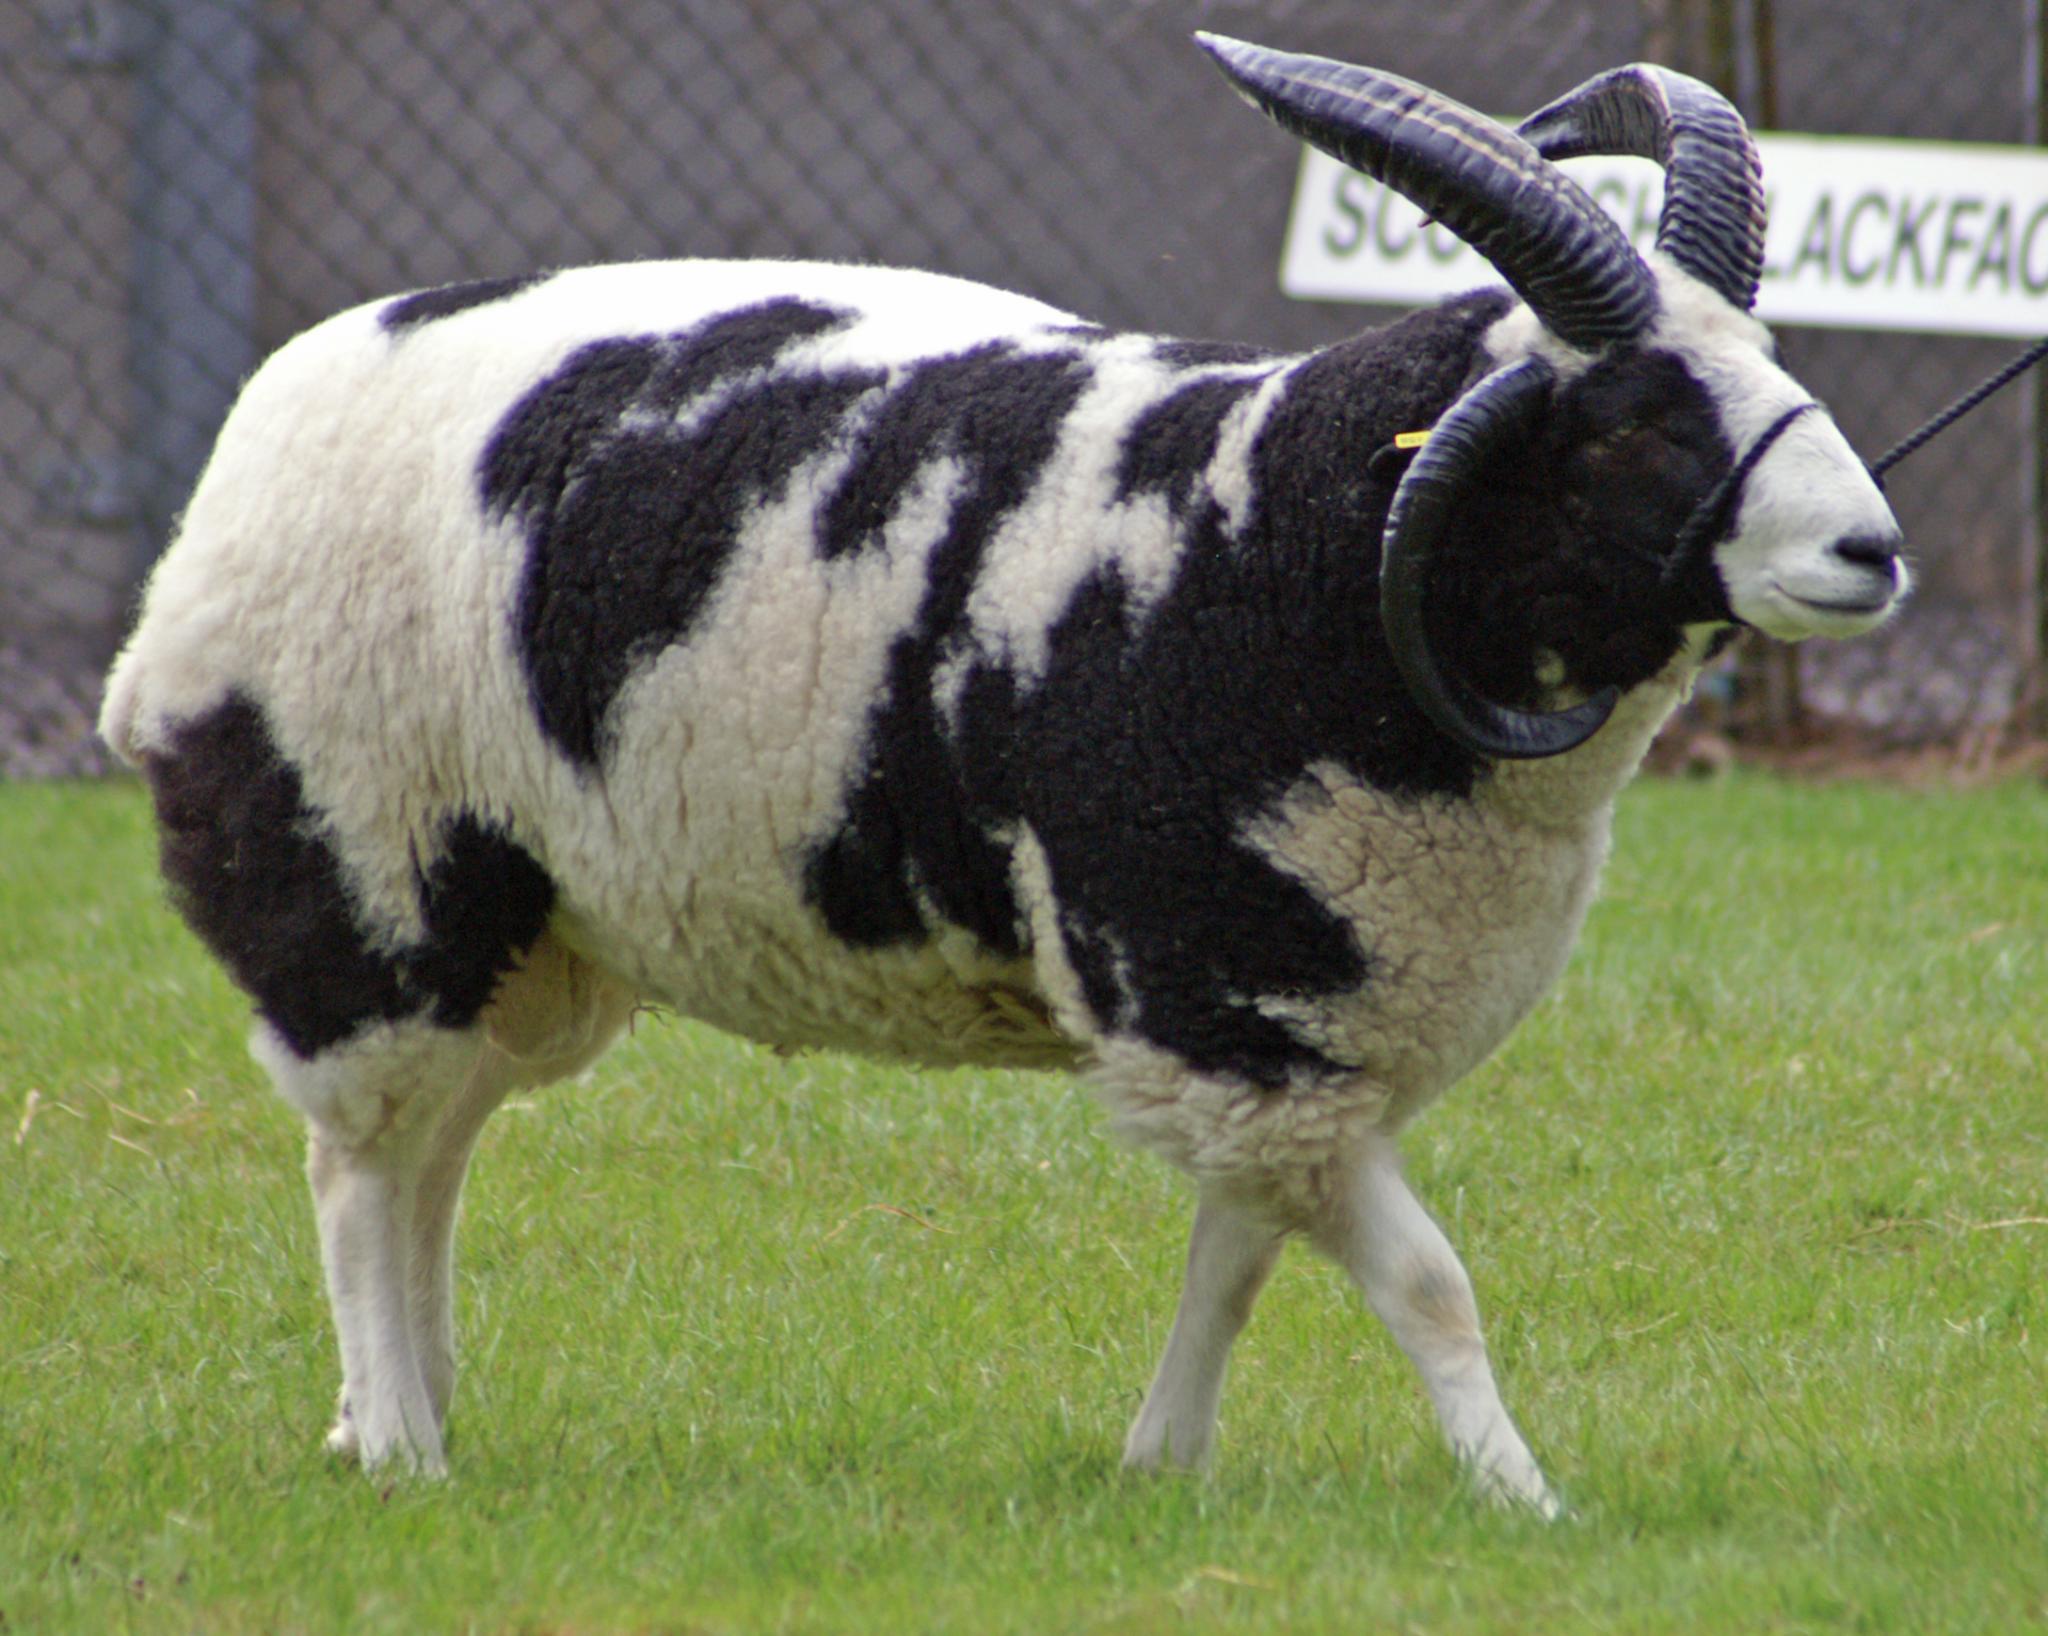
xmin=1643 ymin=325 xmax=2048 ymax=584
xmin=1660 ymin=400 xmax=1819 ymax=587
xmin=1657 ymin=330 xmax=2047 ymax=612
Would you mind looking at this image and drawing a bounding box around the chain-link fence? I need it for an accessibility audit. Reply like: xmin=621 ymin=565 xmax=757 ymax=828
xmin=4 ymin=0 xmax=2044 ymax=774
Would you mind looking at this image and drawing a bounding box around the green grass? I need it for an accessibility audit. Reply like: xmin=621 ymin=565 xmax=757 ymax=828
xmin=2 ymin=771 xmax=2043 ymax=1634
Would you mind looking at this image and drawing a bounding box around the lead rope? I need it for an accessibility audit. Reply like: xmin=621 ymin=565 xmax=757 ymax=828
xmin=1868 ymin=333 xmax=2048 ymax=483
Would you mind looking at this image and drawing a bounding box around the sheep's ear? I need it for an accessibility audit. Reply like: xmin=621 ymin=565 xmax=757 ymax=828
xmin=1196 ymin=33 xmax=1656 ymax=351
xmin=1516 ymin=64 xmax=1766 ymax=311
xmin=1380 ymin=358 xmax=1620 ymax=760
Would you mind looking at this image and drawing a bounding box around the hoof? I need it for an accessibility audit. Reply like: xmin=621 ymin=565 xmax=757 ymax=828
xmin=325 ymin=1396 xmax=361 ymax=1463
xmin=323 ymin=1392 xmax=447 ymax=1477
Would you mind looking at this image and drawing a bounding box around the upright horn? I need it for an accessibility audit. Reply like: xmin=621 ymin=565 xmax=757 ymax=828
xmin=1379 ymin=358 xmax=1620 ymax=759
xmin=1195 ymin=33 xmax=1660 ymax=351
xmin=1515 ymin=65 xmax=1767 ymax=311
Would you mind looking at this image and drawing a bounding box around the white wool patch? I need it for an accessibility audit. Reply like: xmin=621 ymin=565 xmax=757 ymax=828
xmin=1238 ymin=769 xmax=1610 ymax=1121
xmin=105 ymin=297 xmax=573 ymax=945
xmin=471 ymin=259 xmax=1079 ymax=362
xmin=1250 ymin=652 xmax=1697 ymax=1095
xmin=960 ymin=358 xmax=1189 ymax=686
xmin=1089 ymin=1029 xmax=1394 ymax=1210
xmin=1008 ymin=823 xmax=1110 ymax=1044
xmin=1480 ymin=300 xmax=1597 ymax=379
xmin=1089 ymin=651 xmax=1702 ymax=1188
xmin=1204 ymin=364 xmax=1299 ymax=536
xmin=519 ymin=421 xmax=1081 ymax=1069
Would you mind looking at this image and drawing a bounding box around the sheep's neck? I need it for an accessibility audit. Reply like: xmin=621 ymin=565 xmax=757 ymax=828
xmin=1480 ymin=628 xmax=1720 ymax=832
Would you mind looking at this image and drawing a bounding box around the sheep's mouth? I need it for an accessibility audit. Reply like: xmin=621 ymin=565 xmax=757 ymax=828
xmin=1761 ymin=578 xmax=1901 ymax=637
xmin=1778 ymin=586 xmax=1896 ymax=617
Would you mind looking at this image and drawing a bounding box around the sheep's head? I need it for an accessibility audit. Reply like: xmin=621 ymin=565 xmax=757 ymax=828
xmin=1198 ymin=36 xmax=1907 ymax=759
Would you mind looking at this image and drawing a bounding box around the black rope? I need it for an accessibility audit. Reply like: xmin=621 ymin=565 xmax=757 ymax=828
xmin=1869 ymin=333 xmax=2048 ymax=479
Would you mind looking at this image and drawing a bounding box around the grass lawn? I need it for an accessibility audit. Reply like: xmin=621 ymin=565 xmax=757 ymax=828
xmin=2 ymin=770 xmax=2043 ymax=1633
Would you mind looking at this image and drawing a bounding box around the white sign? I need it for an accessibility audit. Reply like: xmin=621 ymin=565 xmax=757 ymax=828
xmin=1281 ymin=132 xmax=2048 ymax=338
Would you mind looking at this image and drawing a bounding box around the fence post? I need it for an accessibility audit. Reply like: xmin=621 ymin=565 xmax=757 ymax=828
xmin=128 ymin=0 xmax=261 ymax=574
xmin=1710 ymin=0 xmax=1805 ymax=740
xmin=2027 ymin=0 xmax=2048 ymax=738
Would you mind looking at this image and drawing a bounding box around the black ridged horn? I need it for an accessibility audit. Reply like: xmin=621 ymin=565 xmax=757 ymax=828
xmin=1515 ymin=65 xmax=1766 ymax=311
xmin=1195 ymin=33 xmax=1659 ymax=351
xmin=1381 ymin=358 xmax=1620 ymax=759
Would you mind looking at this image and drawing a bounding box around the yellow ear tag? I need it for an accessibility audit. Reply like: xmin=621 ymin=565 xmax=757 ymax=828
xmin=1393 ymin=430 xmax=1432 ymax=450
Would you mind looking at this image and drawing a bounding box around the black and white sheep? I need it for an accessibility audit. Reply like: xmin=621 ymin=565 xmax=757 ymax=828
xmin=100 ymin=37 xmax=1905 ymax=1512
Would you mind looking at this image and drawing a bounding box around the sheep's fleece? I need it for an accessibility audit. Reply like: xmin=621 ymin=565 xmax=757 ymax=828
xmin=100 ymin=187 xmax=1903 ymax=1507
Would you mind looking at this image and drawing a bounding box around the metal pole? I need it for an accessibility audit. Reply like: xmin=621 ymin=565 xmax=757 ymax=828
xmin=1749 ymin=0 xmax=1780 ymax=129
xmin=129 ymin=0 xmax=261 ymax=576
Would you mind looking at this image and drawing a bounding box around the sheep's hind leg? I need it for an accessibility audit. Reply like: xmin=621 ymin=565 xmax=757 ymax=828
xmin=404 ymin=1050 xmax=503 ymax=1436
xmin=130 ymin=700 xmax=634 ymax=1470
xmin=268 ymin=1023 xmax=485 ymax=1476
xmin=1307 ymin=1135 xmax=1561 ymax=1517
xmin=1123 ymin=1190 xmax=1286 ymax=1472
xmin=405 ymin=933 xmax=637 ymax=1432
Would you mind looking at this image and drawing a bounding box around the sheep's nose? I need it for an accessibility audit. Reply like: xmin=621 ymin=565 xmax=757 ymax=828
xmin=1833 ymin=531 xmax=1903 ymax=575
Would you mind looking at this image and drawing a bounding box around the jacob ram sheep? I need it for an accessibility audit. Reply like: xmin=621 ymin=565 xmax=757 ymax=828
xmin=101 ymin=36 xmax=1906 ymax=1512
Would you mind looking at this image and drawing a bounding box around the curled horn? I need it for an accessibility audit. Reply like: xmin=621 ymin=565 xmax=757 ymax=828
xmin=1198 ymin=35 xmax=1634 ymax=756
xmin=1380 ymin=359 xmax=1620 ymax=759
xmin=1515 ymin=65 xmax=1767 ymax=311
xmin=1195 ymin=33 xmax=1659 ymax=350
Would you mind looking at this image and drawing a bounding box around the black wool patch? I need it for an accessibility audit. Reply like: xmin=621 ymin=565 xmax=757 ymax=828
xmin=408 ymin=813 xmax=558 ymax=1031
xmin=816 ymin=343 xmax=1077 ymax=563
xmin=804 ymin=344 xmax=1093 ymax=952
xmin=1223 ymin=289 xmax=1525 ymax=800
xmin=142 ymin=694 xmax=557 ymax=1059
xmin=1435 ymin=347 xmax=1737 ymax=713
xmin=480 ymin=299 xmax=869 ymax=767
xmin=792 ymin=290 xmax=1737 ymax=1089
xmin=1151 ymin=338 xmax=1277 ymax=369
xmin=380 ymin=274 xmax=547 ymax=334
xmin=946 ymin=562 xmax=1372 ymax=1087
xmin=970 ymin=296 xmax=1550 ymax=1085
xmin=802 ymin=299 xmax=1529 ymax=1087
xmin=144 ymin=694 xmax=412 ymax=1057
xmin=1114 ymin=373 xmax=1266 ymax=519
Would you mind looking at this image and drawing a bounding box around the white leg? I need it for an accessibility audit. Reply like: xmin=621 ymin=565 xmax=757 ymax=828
xmin=1308 ymin=1136 xmax=1560 ymax=1516
xmin=402 ymin=936 xmax=637 ymax=1439
xmin=234 ymin=850 xmax=636 ymax=1478
xmin=308 ymin=1124 xmax=448 ymax=1474
xmin=260 ymin=1017 xmax=486 ymax=1475
xmin=405 ymin=1050 xmax=516 ymax=1427
xmin=1123 ymin=1191 xmax=1285 ymax=1472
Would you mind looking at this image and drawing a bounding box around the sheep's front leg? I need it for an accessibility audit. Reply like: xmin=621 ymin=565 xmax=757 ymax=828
xmin=1309 ymin=1136 xmax=1561 ymax=1516
xmin=1124 ymin=1191 xmax=1285 ymax=1471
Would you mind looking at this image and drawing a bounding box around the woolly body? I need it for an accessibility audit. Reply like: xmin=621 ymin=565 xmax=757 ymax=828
xmin=101 ymin=245 xmax=1902 ymax=1505
xmin=105 ymin=258 xmax=1701 ymax=1144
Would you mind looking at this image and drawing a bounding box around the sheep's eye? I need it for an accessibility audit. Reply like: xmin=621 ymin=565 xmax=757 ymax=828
xmin=1573 ymin=420 xmax=1650 ymax=465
